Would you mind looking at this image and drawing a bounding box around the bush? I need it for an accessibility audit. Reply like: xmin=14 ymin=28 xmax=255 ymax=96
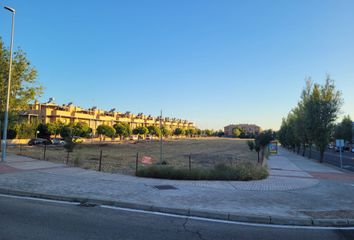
xmin=136 ymin=163 xmax=268 ymax=181
xmin=64 ymin=139 xmax=76 ymax=152
xmin=7 ymin=129 xmax=17 ymax=139
xmin=37 ymin=123 xmax=51 ymax=139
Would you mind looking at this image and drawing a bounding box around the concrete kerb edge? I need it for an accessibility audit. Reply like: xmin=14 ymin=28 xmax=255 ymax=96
xmin=0 ymin=187 xmax=353 ymax=227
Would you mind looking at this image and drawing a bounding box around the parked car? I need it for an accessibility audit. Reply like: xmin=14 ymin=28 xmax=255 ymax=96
xmin=72 ymin=136 xmax=83 ymax=143
xmin=145 ymin=135 xmax=153 ymax=140
xmin=52 ymin=138 xmax=66 ymax=145
xmin=28 ymin=138 xmax=52 ymax=146
xmin=129 ymin=135 xmax=138 ymax=140
xmin=343 ymin=146 xmax=350 ymax=152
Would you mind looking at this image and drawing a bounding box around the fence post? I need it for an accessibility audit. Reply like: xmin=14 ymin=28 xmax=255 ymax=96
xmin=189 ymin=153 xmax=191 ymax=171
xmin=98 ymin=149 xmax=103 ymax=172
xmin=43 ymin=144 xmax=47 ymax=160
xmin=135 ymin=152 xmax=139 ymax=175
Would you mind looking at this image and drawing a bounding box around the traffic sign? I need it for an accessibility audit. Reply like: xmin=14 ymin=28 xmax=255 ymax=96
xmin=336 ymin=139 xmax=344 ymax=147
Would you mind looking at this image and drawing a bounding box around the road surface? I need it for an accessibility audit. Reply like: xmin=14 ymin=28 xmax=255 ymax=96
xmin=0 ymin=194 xmax=353 ymax=240
xmin=299 ymin=148 xmax=354 ymax=171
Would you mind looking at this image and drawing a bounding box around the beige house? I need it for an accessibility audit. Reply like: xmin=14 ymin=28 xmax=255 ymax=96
xmin=224 ymin=124 xmax=261 ymax=136
xmin=20 ymin=100 xmax=195 ymax=134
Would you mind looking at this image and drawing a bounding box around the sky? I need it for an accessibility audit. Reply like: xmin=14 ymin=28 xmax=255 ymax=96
xmin=0 ymin=0 xmax=353 ymax=130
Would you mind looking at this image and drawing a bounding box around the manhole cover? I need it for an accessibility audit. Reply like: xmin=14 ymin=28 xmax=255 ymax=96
xmin=154 ymin=185 xmax=178 ymax=190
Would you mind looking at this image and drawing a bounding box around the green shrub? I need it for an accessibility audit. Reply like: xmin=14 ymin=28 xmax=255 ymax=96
xmin=136 ymin=163 xmax=268 ymax=181
xmin=7 ymin=129 xmax=17 ymax=139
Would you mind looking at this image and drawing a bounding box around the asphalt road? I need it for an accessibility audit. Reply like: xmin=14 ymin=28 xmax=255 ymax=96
xmin=303 ymin=148 xmax=354 ymax=171
xmin=0 ymin=195 xmax=353 ymax=240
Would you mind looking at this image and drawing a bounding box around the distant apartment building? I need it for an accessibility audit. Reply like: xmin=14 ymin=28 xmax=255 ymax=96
xmin=20 ymin=100 xmax=195 ymax=134
xmin=224 ymin=124 xmax=261 ymax=137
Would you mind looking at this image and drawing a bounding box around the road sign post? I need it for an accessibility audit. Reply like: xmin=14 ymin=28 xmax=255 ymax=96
xmin=336 ymin=139 xmax=344 ymax=169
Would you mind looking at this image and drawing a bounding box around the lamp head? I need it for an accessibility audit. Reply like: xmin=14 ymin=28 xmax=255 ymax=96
xmin=4 ymin=6 xmax=15 ymax=14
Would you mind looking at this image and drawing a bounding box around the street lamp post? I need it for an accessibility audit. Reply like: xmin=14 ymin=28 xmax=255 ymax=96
xmin=159 ymin=110 xmax=163 ymax=163
xmin=1 ymin=6 xmax=16 ymax=162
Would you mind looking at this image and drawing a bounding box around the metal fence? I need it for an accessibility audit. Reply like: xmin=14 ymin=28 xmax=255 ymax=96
xmin=6 ymin=142 xmax=254 ymax=175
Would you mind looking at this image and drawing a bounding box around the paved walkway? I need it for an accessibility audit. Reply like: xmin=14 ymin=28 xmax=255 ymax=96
xmin=0 ymin=148 xmax=354 ymax=226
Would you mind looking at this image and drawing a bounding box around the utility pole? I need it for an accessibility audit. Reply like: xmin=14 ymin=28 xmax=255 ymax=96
xmin=160 ymin=109 xmax=163 ymax=163
xmin=1 ymin=6 xmax=16 ymax=161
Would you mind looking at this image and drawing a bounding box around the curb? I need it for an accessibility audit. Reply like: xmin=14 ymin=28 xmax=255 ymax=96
xmin=0 ymin=187 xmax=353 ymax=227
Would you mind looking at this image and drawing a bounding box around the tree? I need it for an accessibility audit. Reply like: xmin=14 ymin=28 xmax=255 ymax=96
xmin=161 ymin=126 xmax=171 ymax=137
xmin=204 ymin=129 xmax=213 ymax=136
xmin=307 ymin=77 xmax=342 ymax=162
xmin=44 ymin=121 xmax=67 ymax=138
xmin=37 ymin=123 xmax=51 ymax=139
xmin=301 ymin=79 xmax=316 ymax=158
xmin=173 ymin=128 xmax=184 ymax=137
xmin=133 ymin=126 xmax=149 ymax=139
xmin=72 ymin=122 xmax=92 ymax=137
xmin=147 ymin=125 xmax=161 ymax=137
xmin=195 ymin=129 xmax=202 ymax=137
xmin=13 ymin=121 xmax=38 ymax=139
xmin=334 ymin=115 xmax=353 ymax=144
xmin=97 ymin=125 xmax=116 ymax=140
xmin=292 ymin=105 xmax=308 ymax=156
xmin=247 ymin=140 xmax=255 ymax=151
xmin=114 ymin=123 xmax=132 ymax=139
xmin=0 ymin=39 xmax=43 ymax=119
xmin=6 ymin=129 xmax=16 ymax=139
xmin=232 ymin=127 xmax=242 ymax=138
xmin=60 ymin=125 xmax=73 ymax=139
xmin=255 ymin=130 xmax=274 ymax=166
xmin=185 ymin=128 xmax=196 ymax=137
xmin=216 ymin=130 xmax=224 ymax=137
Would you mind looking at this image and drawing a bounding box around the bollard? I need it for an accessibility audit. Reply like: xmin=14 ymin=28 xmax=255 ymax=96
xmin=135 ymin=152 xmax=139 ymax=175
xmin=98 ymin=149 xmax=103 ymax=172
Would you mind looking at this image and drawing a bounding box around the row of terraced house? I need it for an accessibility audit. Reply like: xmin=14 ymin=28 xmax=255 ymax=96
xmin=20 ymin=100 xmax=195 ymax=134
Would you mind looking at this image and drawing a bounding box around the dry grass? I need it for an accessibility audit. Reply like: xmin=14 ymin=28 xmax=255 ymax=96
xmin=7 ymin=137 xmax=258 ymax=175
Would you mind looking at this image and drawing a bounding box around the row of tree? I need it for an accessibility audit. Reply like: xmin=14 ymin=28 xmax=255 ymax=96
xmin=21 ymin=121 xmax=219 ymax=140
xmin=3 ymin=118 xmax=229 ymax=140
xmin=277 ymin=76 xmax=344 ymax=162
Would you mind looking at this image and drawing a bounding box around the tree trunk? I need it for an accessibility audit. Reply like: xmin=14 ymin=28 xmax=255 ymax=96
xmin=297 ymin=146 xmax=300 ymax=154
xmin=260 ymin=148 xmax=267 ymax=167
xmin=319 ymin=149 xmax=324 ymax=163
xmin=309 ymin=144 xmax=312 ymax=159
xmin=302 ymin=144 xmax=306 ymax=156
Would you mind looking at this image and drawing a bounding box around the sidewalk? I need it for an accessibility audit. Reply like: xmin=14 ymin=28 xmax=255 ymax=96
xmin=0 ymin=148 xmax=354 ymax=227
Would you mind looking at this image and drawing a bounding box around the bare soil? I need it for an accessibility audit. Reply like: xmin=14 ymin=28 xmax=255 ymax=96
xmin=8 ymin=137 xmax=257 ymax=175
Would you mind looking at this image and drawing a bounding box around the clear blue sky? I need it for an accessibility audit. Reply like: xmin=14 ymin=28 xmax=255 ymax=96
xmin=0 ymin=0 xmax=353 ymax=130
